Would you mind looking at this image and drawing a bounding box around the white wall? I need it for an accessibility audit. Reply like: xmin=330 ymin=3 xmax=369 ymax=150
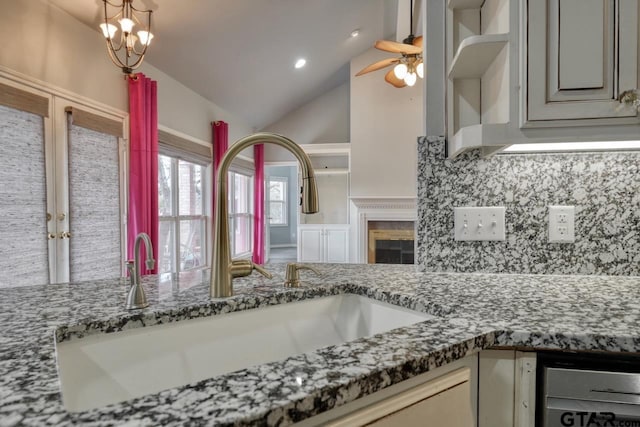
xmin=350 ymin=47 xmax=423 ymax=198
xmin=301 ymin=173 xmax=349 ymax=225
xmin=140 ymin=63 xmax=252 ymax=144
xmin=263 ymin=83 xmax=350 ymax=162
xmin=0 ymin=0 xmax=252 ymax=144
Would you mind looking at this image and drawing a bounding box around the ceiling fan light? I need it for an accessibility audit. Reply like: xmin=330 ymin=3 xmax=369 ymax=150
xmin=119 ymin=18 xmax=135 ymax=34
xmin=137 ymin=30 xmax=154 ymax=46
xmin=393 ymin=63 xmax=408 ymax=79
xmin=404 ymin=72 xmax=417 ymax=87
xmin=100 ymin=23 xmax=117 ymax=39
xmin=417 ymin=62 xmax=424 ymax=78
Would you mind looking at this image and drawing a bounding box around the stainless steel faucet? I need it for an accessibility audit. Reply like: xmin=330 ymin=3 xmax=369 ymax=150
xmin=125 ymin=232 xmax=155 ymax=310
xmin=210 ymin=132 xmax=319 ymax=298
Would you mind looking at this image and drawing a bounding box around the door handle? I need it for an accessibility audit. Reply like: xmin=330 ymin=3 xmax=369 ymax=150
xmin=58 ymin=231 xmax=71 ymax=239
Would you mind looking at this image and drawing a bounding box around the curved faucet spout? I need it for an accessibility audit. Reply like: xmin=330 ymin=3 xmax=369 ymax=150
xmin=210 ymin=132 xmax=319 ymax=298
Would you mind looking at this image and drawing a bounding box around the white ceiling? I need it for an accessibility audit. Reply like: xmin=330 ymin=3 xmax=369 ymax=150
xmin=49 ymin=0 xmax=401 ymax=130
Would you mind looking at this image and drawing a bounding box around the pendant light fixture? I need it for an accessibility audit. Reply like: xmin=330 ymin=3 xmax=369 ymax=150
xmin=99 ymin=0 xmax=154 ymax=75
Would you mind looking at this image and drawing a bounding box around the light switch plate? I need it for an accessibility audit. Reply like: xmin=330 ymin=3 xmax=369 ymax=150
xmin=548 ymin=205 xmax=575 ymax=243
xmin=454 ymin=207 xmax=506 ymax=241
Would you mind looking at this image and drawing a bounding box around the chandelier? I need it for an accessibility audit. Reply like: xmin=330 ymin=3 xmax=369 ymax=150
xmin=99 ymin=0 xmax=154 ymax=75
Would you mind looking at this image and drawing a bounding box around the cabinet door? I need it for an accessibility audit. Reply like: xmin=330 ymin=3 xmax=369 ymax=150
xmin=527 ymin=0 xmax=639 ymax=125
xmin=367 ymin=382 xmax=472 ymax=427
xmin=328 ymin=368 xmax=473 ymax=427
xmin=325 ymin=227 xmax=348 ymax=263
xmin=298 ymin=228 xmax=323 ymax=263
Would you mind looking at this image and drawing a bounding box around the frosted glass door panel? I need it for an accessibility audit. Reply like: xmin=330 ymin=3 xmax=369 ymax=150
xmin=68 ymin=124 xmax=121 ymax=282
xmin=0 ymin=105 xmax=49 ymax=287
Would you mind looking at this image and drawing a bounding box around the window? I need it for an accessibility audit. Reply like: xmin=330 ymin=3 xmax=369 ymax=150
xmin=228 ymin=170 xmax=253 ymax=258
xmin=269 ymin=176 xmax=288 ymax=226
xmin=158 ymin=155 xmax=207 ymax=274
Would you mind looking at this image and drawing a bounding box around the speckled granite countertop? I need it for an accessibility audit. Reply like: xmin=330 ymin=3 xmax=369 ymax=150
xmin=1 ymin=264 xmax=640 ymax=426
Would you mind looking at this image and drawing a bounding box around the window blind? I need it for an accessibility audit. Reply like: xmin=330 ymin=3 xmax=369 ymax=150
xmin=67 ymin=120 xmax=122 ymax=282
xmin=65 ymin=107 xmax=124 ymax=138
xmin=158 ymin=129 xmax=211 ymax=165
xmin=0 ymin=105 xmax=49 ymax=287
xmin=0 ymin=82 xmax=49 ymax=117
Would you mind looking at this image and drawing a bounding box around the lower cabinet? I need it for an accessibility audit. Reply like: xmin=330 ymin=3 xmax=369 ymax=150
xmin=329 ymin=368 xmax=473 ymax=427
xmin=297 ymin=350 xmax=539 ymax=427
xmin=298 ymin=224 xmax=349 ymax=263
xmin=297 ymin=356 xmax=477 ymax=427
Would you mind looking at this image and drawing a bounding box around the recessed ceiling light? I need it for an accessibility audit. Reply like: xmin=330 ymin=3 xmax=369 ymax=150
xmin=350 ymin=29 xmax=360 ymax=38
xmin=294 ymin=58 xmax=306 ymax=69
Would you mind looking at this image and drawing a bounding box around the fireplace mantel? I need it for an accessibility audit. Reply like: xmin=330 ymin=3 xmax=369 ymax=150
xmin=349 ymin=197 xmax=417 ymax=263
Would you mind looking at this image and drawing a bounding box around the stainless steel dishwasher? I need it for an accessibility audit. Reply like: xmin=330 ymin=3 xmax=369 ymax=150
xmin=537 ymin=352 xmax=640 ymax=427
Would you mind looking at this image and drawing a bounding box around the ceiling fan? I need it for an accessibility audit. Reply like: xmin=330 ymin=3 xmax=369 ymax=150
xmin=355 ymin=0 xmax=423 ymax=88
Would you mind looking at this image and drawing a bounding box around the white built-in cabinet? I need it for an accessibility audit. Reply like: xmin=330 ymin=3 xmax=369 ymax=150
xmin=297 ymin=225 xmax=349 ymax=264
xmin=445 ymin=0 xmax=640 ymax=157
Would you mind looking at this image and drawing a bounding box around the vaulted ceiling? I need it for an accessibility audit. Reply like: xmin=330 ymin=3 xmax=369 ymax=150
xmin=49 ymin=0 xmax=401 ymax=130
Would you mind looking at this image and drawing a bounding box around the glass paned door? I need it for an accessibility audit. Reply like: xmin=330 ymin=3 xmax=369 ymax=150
xmin=0 ymin=105 xmax=49 ymax=288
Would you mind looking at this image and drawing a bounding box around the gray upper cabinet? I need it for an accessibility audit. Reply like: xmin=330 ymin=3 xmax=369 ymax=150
xmin=442 ymin=0 xmax=640 ymax=158
xmin=526 ymin=0 xmax=639 ymax=126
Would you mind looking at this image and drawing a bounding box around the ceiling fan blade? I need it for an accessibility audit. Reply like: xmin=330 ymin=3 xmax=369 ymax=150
xmin=375 ymin=39 xmax=422 ymax=55
xmin=355 ymin=57 xmax=400 ymax=76
xmin=412 ymin=35 xmax=423 ymax=48
xmin=384 ymin=69 xmax=407 ymax=88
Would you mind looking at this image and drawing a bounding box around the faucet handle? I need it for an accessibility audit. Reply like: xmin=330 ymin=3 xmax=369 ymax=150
xmin=229 ymin=259 xmax=273 ymax=280
xmin=125 ymin=260 xmax=135 ymax=278
xmin=284 ymin=263 xmax=321 ymax=288
xmin=252 ymin=262 xmax=273 ymax=279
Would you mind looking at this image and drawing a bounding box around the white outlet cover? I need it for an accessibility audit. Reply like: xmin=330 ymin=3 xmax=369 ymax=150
xmin=548 ymin=205 xmax=575 ymax=243
xmin=454 ymin=207 xmax=506 ymax=241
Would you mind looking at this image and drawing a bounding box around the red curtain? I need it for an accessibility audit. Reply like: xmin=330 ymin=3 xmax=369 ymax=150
xmin=212 ymin=121 xmax=229 ymax=221
xmin=127 ymin=73 xmax=158 ymax=274
xmin=252 ymin=144 xmax=265 ymax=264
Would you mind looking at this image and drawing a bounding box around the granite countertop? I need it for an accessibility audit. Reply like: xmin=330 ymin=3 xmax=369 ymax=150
xmin=1 ymin=264 xmax=640 ymax=426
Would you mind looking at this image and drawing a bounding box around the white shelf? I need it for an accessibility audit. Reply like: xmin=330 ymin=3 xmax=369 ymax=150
xmin=448 ymin=123 xmax=510 ymax=158
xmin=302 ymin=143 xmax=351 ymax=156
xmin=448 ymin=34 xmax=509 ymax=79
xmin=447 ymin=0 xmax=485 ymax=10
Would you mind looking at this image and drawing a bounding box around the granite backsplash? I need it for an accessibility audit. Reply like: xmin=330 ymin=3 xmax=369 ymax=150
xmin=417 ymin=136 xmax=640 ymax=276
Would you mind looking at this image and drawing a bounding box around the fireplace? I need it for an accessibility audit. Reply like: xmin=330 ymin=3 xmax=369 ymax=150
xmin=350 ymin=197 xmax=417 ymax=264
xmin=368 ymin=221 xmax=415 ymax=264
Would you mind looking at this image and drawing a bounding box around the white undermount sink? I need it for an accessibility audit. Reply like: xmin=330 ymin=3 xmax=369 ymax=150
xmin=55 ymin=294 xmax=433 ymax=412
